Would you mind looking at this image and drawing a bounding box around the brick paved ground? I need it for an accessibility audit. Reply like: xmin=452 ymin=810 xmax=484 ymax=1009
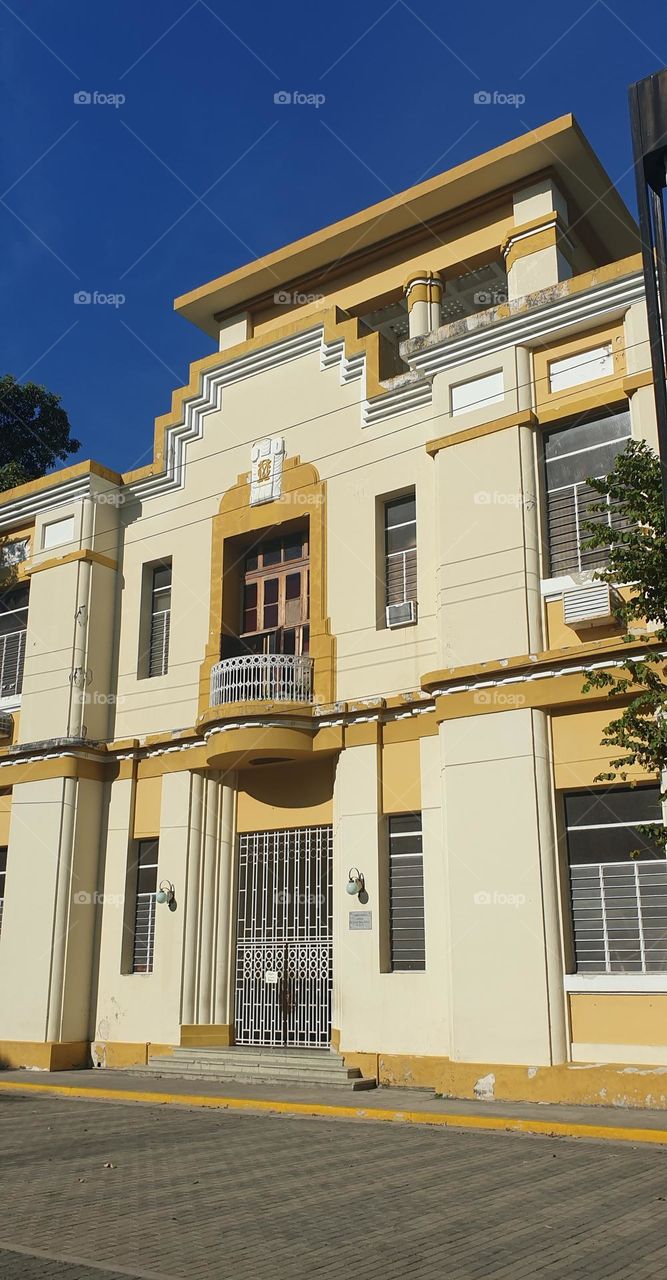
xmin=0 ymin=1093 xmax=666 ymax=1279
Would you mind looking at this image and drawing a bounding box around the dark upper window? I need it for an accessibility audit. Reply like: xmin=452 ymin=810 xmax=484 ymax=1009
xmin=0 ymin=585 xmax=28 ymax=698
xmin=543 ymin=410 xmax=631 ymax=576
xmin=237 ymin=530 xmax=309 ymax=657
xmin=148 ymin=563 xmax=171 ymax=677
xmin=384 ymin=493 xmax=417 ymax=610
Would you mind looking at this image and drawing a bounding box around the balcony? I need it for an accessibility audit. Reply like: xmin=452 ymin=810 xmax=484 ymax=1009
xmin=210 ymin=653 xmax=313 ymax=707
xmin=0 ymin=629 xmax=26 ymax=701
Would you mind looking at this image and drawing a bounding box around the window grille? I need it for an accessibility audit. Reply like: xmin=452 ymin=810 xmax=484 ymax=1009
xmin=544 ymin=411 xmax=631 ymax=575
xmin=565 ymin=786 xmax=667 ymax=974
xmin=385 ymin=494 xmax=417 ymax=607
xmin=132 ymin=839 xmax=159 ymax=973
xmin=148 ymin=564 xmax=171 ymax=677
xmin=389 ymin=813 xmax=426 ymax=971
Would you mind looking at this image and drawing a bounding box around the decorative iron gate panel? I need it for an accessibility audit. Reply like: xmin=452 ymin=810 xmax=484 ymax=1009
xmin=234 ymin=826 xmax=333 ymax=1046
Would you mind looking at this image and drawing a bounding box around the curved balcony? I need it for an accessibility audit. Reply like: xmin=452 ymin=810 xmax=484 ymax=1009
xmin=210 ymin=653 xmax=313 ymax=707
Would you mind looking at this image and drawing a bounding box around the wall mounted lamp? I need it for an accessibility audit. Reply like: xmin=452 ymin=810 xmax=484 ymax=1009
xmin=346 ymin=868 xmax=365 ymax=896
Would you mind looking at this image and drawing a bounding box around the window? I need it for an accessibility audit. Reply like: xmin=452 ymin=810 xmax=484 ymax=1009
xmin=148 ymin=562 xmax=171 ymax=677
xmin=42 ymin=514 xmax=75 ymax=550
xmin=0 ymin=537 xmax=29 ymax=568
xmin=236 ymin=531 xmax=309 ymax=656
xmin=0 ymin=847 xmax=6 ymax=935
xmin=0 ymin=585 xmax=28 ymax=699
xmin=388 ymin=814 xmax=426 ymax=971
xmin=548 ymin=344 xmax=613 ymax=393
xmin=543 ymin=410 xmax=631 ymax=576
xmin=565 ymin=786 xmax=667 ymax=975
xmin=451 ymin=369 xmax=504 ymax=417
xmin=132 ymin=839 xmax=158 ymax=973
xmin=384 ymin=494 xmax=417 ymax=613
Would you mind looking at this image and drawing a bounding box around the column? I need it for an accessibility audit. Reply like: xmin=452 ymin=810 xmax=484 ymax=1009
xmin=440 ymin=707 xmax=567 ymax=1065
xmin=213 ymin=774 xmax=237 ymax=1028
xmin=197 ymin=773 xmax=221 ymax=1025
xmin=181 ymin=772 xmax=205 ymax=1026
xmin=404 ymin=272 xmax=443 ymax=338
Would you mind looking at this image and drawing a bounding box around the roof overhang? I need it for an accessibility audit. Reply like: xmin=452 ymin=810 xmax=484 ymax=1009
xmin=174 ymin=115 xmax=638 ymax=338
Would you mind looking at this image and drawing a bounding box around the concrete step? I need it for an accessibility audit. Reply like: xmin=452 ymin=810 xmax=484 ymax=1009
xmin=133 ymin=1064 xmax=377 ymax=1091
xmin=131 ymin=1046 xmax=377 ymax=1090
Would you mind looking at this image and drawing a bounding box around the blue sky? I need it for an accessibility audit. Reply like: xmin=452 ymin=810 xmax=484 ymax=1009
xmin=1 ymin=0 xmax=665 ymax=475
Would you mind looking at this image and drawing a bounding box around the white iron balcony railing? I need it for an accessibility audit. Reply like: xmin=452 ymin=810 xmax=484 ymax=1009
xmin=0 ymin=629 xmax=26 ymax=700
xmin=211 ymin=653 xmax=313 ymax=707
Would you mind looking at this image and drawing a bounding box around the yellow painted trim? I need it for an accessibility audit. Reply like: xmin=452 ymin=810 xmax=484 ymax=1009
xmin=533 ymin=321 xmax=626 ymax=415
xmin=180 ymin=1025 xmax=233 ymax=1047
xmin=403 ymin=273 xmax=443 ymax=310
xmin=0 ymin=756 xmax=108 ymax=786
xmin=422 ymin=634 xmax=659 ymax=692
xmin=136 ymin=748 xmax=207 ymax=779
xmin=345 ymin=721 xmax=381 ymax=748
xmin=205 ymin=724 xmax=318 ymax=771
xmin=0 ymin=461 xmax=122 ymax=511
xmin=26 ymin=549 xmax=118 ymax=577
xmin=0 ymin=1080 xmax=666 ymax=1145
xmin=426 ymin=409 xmax=537 ymax=457
xmin=0 ymin=1041 xmax=88 ymax=1070
xmin=536 ymin=383 xmax=628 ymax=425
xmin=198 ymin=455 xmax=335 ymax=719
xmin=382 ymin=715 xmax=438 ymax=743
xmin=500 ymin=210 xmax=560 ymax=255
xmin=505 ymin=226 xmax=557 ymax=271
xmin=622 ymin=369 xmax=654 ymax=395
xmin=174 ymin=116 xmax=637 ymax=334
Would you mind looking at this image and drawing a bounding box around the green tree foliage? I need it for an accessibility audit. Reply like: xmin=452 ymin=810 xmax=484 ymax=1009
xmin=0 ymin=375 xmax=79 ymax=492
xmin=581 ymin=438 xmax=667 ymax=803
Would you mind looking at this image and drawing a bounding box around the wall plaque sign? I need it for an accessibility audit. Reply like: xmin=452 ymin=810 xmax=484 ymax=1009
xmin=250 ymin=436 xmax=286 ymax=505
xmin=349 ymin=911 xmax=372 ymax=931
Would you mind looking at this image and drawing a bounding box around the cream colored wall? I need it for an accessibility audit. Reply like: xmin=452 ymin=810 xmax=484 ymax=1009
xmin=333 ymin=736 xmax=450 ymax=1058
xmin=0 ymin=790 xmax=11 ymax=844
xmin=434 ymin=420 xmax=543 ymax=668
xmin=61 ymin=777 xmax=106 ymax=1042
xmin=93 ymin=772 xmax=189 ymax=1045
xmin=19 ymin=487 xmax=120 ymax=744
xmin=112 ymin=342 xmax=438 ymax=737
xmin=0 ymin=775 xmax=105 ymax=1044
xmin=439 ymin=708 xmax=567 ymax=1065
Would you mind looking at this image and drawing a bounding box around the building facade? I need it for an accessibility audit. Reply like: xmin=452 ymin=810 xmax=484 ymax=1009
xmin=0 ymin=114 xmax=665 ymax=1106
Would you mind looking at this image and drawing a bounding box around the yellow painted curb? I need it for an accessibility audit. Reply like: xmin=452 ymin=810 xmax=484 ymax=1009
xmin=0 ymin=1079 xmax=666 ymax=1145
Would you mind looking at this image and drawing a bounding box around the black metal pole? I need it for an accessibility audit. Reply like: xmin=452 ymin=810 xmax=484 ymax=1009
xmin=628 ymin=80 xmax=667 ymax=524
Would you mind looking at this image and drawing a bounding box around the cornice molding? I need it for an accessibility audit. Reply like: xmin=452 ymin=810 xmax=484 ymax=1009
xmin=401 ymin=271 xmax=644 ymax=376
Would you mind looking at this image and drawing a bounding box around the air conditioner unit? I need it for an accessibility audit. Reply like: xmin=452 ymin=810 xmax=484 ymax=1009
xmin=386 ymin=600 xmax=417 ymax=628
xmin=562 ymin=582 xmax=618 ymax=629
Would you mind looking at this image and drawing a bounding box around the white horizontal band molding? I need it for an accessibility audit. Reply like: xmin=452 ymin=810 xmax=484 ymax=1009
xmin=403 ymin=273 xmax=644 ymax=376
xmin=0 ymin=476 xmax=92 ymax=529
xmin=432 ymin=647 xmax=667 ymax=698
xmin=565 ymin=974 xmax=667 ymax=993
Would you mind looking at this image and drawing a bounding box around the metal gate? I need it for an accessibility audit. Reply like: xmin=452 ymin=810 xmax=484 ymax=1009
xmin=234 ymin=826 xmax=333 ymax=1046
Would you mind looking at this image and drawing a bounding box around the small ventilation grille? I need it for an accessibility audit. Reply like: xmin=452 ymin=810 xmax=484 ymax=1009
xmin=563 ymin=583 xmax=615 ymax=628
